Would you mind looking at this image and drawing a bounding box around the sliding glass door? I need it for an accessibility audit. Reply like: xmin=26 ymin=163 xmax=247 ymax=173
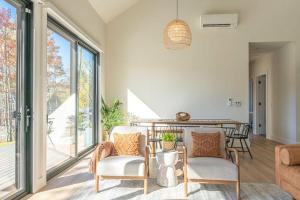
xmin=46 ymin=18 xmax=98 ymax=174
xmin=77 ymin=45 xmax=95 ymax=152
xmin=0 ymin=0 xmax=31 ymax=199
xmin=46 ymin=24 xmax=76 ymax=170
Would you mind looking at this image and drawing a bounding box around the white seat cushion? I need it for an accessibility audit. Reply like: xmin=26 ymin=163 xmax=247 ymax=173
xmin=187 ymin=157 xmax=238 ymax=181
xmin=97 ymin=156 xmax=145 ymax=177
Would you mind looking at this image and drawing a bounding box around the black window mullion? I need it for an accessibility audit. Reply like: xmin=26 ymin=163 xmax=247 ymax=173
xmin=94 ymin=52 xmax=100 ymax=144
xmin=75 ymin=41 xmax=79 ymax=157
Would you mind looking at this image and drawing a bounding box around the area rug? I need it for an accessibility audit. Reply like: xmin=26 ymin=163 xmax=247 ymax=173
xmin=70 ymin=178 xmax=292 ymax=200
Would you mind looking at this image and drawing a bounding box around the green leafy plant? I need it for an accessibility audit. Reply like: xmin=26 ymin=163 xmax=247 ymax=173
xmin=161 ymin=133 xmax=176 ymax=142
xmin=101 ymin=97 xmax=124 ymax=133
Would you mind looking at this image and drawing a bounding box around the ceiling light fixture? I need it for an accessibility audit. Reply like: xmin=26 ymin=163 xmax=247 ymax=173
xmin=164 ymin=0 xmax=192 ymax=50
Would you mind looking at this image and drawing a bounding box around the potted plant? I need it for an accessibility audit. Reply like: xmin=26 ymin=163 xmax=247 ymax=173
xmin=101 ymin=97 xmax=124 ymax=141
xmin=161 ymin=133 xmax=177 ymax=151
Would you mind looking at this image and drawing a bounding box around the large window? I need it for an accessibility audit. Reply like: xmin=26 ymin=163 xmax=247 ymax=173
xmin=0 ymin=0 xmax=31 ymax=199
xmin=46 ymin=18 xmax=98 ymax=174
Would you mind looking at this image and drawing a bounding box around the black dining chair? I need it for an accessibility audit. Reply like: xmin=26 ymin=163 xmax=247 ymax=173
xmin=227 ymin=124 xmax=253 ymax=159
xmin=223 ymin=126 xmax=236 ymax=161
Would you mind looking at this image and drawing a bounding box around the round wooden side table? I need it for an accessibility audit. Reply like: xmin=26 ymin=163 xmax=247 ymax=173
xmin=156 ymin=150 xmax=178 ymax=187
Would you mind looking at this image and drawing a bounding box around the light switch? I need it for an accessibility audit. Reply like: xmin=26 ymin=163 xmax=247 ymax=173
xmin=227 ymin=98 xmax=241 ymax=107
xmin=227 ymin=97 xmax=233 ymax=106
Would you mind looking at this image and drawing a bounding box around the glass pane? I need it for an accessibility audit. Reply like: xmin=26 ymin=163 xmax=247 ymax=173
xmin=77 ymin=45 xmax=95 ymax=152
xmin=46 ymin=27 xmax=75 ymax=170
xmin=0 ymin=0 xmax=23 ymax=198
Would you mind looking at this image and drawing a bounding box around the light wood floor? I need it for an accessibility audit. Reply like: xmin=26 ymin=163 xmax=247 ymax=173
xmin=24 ymin=135 xmax=279 ymax=200
xmin=239 ymin=135 xmax=279 ymax=183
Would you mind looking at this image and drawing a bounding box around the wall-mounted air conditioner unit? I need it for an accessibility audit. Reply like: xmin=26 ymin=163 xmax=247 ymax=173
xmin=200 ymin=14 xmax=238 ymax=29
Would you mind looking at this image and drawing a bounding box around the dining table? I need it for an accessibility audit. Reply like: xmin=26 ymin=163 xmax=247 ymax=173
xmin=131 ymin=119 xmax=243 ymax=156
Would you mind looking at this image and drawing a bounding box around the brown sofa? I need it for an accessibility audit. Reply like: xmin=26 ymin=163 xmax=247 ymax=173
xmin=275 ymin=144 xmax=300 ymax=200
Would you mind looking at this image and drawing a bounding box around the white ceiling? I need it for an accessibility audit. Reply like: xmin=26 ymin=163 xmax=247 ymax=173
xmin=89 ymin=0 xmax=141 ymax=23
xmin=249 ymin=42 xmax=288 ymax=61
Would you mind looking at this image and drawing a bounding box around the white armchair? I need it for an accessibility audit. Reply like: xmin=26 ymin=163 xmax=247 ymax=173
xmin=94 ymin=126 xmax=150 ymax=194
xmin=183 ymin=127 xmax=240 ymax=200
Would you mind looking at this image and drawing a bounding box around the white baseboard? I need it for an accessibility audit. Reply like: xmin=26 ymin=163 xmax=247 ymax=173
xmin=267 ymin=135 xmax=296 ymax=144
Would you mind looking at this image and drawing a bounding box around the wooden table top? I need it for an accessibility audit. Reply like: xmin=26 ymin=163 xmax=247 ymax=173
xmin=131 ymin=119 xmax=242 ymax=126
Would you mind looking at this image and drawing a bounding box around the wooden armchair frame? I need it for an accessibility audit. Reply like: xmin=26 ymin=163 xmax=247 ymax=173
xmin=183 ymin=146 xmax=240 ymax=200
xmin=95 ymin=144 xmax=150 ymax=195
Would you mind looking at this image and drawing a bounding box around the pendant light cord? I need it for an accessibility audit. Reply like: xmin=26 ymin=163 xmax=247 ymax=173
xmin=176 ymin=0 xmax=179 ymax=19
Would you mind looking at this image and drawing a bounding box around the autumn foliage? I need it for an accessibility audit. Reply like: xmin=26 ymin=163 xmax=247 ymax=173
xmin=46 ymin=29 xmax=69 ymax=115
xmin=0 ymin=7 xmax=17 ymax=142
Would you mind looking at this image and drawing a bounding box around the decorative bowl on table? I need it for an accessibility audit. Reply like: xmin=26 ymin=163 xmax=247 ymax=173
xmin=176 ymin=112 xmax=190 ymax=121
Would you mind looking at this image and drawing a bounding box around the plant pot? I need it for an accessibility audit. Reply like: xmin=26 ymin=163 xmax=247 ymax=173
xmin=162 ymin=141 xmax=175 ymax=151
xmin=102 ymin=130 xmax=109 ymax=141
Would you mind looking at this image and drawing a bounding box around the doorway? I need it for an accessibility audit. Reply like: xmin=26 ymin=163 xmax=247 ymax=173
xmin=249 ymin=41 xmax=296 ymax=141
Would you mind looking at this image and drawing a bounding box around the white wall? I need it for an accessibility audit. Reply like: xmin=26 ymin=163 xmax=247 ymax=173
xmin=273 ymin=44 xmax=296 ymax=143
xmin=249 ymin=43 xmax=296 ymax=144
xmin=48 ymin=0 xmax=106 ymax=47
xmin=106 ymin=0 xmax=300 ymax=143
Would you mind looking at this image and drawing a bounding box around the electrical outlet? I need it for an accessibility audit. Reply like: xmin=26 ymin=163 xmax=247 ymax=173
xmin=235 ymin=101 xmax=242 ymax=107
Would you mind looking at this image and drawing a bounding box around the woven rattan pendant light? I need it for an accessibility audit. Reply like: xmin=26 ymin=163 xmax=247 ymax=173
xmin=164 ymin=0 xmax=192 ymax=49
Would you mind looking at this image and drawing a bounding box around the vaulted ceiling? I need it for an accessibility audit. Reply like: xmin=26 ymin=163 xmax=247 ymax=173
xmin=88 ymin=0 xmax=141 ymax=23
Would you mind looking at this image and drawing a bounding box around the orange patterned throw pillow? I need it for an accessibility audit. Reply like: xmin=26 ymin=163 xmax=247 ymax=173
xmin=113 ymin=133 xmax=141 ymax=156
xmin=191 ymin=132 xmax=221 ymax=157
